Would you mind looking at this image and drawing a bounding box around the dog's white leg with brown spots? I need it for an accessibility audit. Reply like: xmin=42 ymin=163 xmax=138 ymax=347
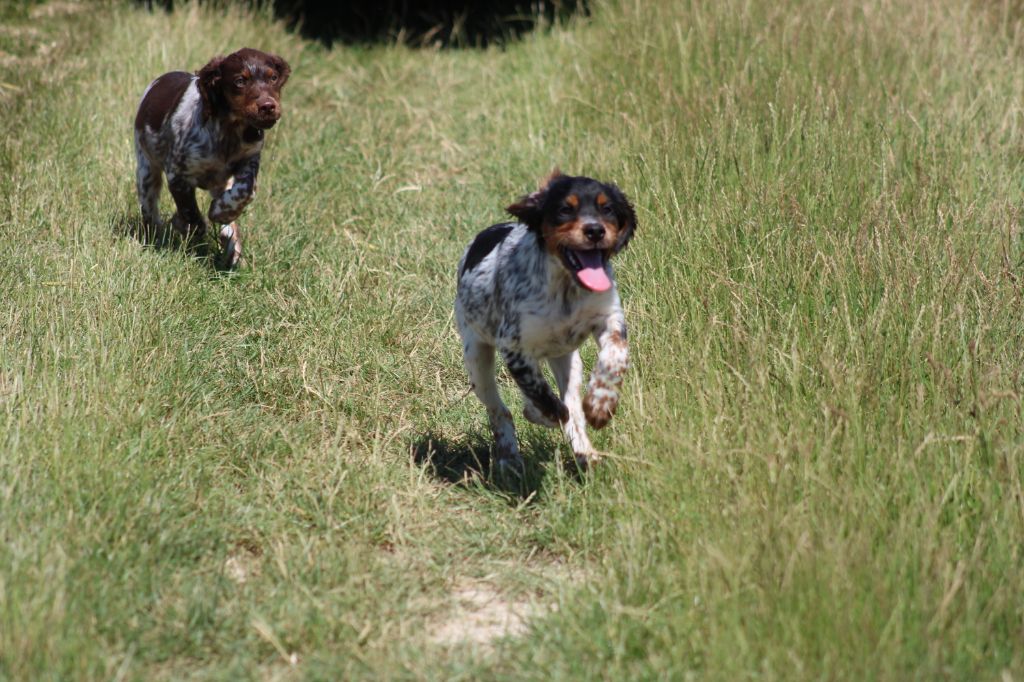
xmin=549 ymin=351 xmax=599 ymax=467
xmin=583 ymin=312 xmax=628 ymax=429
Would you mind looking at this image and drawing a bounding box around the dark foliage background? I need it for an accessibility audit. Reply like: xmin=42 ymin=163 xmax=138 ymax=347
xmin=140 ymin=0 xmax=588 ymax=46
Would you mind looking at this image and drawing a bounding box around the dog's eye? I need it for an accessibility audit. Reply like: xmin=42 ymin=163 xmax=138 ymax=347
xmin=234 ymin=77 xmax=246 ymax=88
xmin=600 ymin=203 xmax=615 ymax=216
xmin=269 ymin=72 xmax=278 ymax=82
xmin=557 ymin=205 xmax=574 ymax=219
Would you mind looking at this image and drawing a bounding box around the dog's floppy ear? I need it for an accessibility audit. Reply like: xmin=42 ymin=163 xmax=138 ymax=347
xmin=607 ymin=182 xmax=637 ymax=252
xmin=506 ymin=168 xmax=564 ymax=230
xmin=268 ymin=52 xmax=291 ymax=87
xmin=505 ymin=189 xmax=545 ymax=230
xmin=196 ymin=55 xmax=225 ymax=118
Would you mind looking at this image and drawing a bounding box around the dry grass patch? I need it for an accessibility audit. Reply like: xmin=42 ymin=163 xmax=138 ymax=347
xmin=429 ymin=559 xmax=591 ymax=650
xmin=429 ymin=578 xmax=545 ymax=648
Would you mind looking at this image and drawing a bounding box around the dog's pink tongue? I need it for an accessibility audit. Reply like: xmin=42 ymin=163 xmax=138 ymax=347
xmin=574 ymin=250 xmax=611 ymax=292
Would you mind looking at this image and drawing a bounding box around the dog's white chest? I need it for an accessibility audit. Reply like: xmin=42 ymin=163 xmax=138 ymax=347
xmin=518 ymin=299 xmax=608 ymax=358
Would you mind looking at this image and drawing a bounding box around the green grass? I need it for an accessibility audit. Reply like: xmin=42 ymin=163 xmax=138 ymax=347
xmin=2 ymin=0 xmax=1024 ymax=678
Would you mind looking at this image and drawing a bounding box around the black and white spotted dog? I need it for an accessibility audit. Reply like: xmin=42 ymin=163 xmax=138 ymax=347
xmin=455 ymin=172 xmax=636 ymax=470
xmin=134 ymin=48 xmax=290 ymax=267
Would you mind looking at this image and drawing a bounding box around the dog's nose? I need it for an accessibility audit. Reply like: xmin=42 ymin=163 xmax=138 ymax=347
xmin=583 ymin=222 xmax=605 ymax=243
xmin=258 ymin=101 xmax=278 ymax=116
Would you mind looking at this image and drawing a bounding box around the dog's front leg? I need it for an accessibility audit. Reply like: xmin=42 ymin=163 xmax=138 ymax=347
xmin=583 ymin=312 xmax=629 ymax=429
xmin=167 ymin=175 xmax=207 ymax=241
xmin=499 ymin=344 xmax=569 ymax=427
xmin=209 ymin=155 xmax=260 ymax=225
xmin=549 ymin=352 xmax=600 ymax=467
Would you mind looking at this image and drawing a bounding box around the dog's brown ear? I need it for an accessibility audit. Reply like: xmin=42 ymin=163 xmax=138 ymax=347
xmin=196 ymin=55 xmax=225 ymax=118
xmin=267 ymin=52 xmax=291 ymax=87
xmin=506 ymin=169 xmax=563 ymax=230
xmin=607 ymin=182 xmax=637 ymax=252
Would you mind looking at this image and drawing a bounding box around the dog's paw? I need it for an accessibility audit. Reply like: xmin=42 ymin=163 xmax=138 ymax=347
xmin=208 ymin=197 xmax=250 ymax=225
xmin=170 ymin=213 xmax=207 ymax=242
xmin=218 ymin=223 xmax=242 ymax=269
xmin=583 ymin=390 xmax=617 ymax=429
xmin=523 ymin=401 xmax=557 ymax=427
xmin=523 ymin=399 xmax=568 ymax=428
xmin=208 ymin=207 xmax=239 ymax=225
xmin=573 ymin=449 xmax=602 ymax=471
xmin=493 ymin=453 xmax=525 ymax=485
xmin=208 ymin=187 xmax=253 ymax=224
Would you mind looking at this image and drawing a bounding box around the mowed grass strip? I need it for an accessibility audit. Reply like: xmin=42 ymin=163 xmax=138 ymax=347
xmin=1 ymin=0 xmax=1024 ymax=678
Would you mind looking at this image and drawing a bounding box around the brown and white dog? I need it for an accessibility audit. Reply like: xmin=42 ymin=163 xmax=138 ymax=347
xmin=134 ymin=48 xmax=290 ymax=267
xmin=455 ymin=172 xmax=637 ymax=472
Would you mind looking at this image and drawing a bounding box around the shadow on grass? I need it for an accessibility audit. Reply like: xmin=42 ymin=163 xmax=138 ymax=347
xmin=110 ymin=210 xmax=236 ymax=273
xmin=410 ymin=430 xmax=583 ymax=500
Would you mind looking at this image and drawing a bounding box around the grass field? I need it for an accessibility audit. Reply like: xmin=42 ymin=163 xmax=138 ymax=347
xmin=2 ymin=0 xmax=1024 ymax=678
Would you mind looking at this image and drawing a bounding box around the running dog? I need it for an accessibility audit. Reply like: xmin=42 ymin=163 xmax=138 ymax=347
xmin=455 ymin=171 xmax=637 ymax=471
xmin=134 ymin=48 xmax=290 ymax=267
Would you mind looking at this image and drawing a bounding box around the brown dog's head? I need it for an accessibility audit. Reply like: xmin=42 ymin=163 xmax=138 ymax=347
xmin=506 ymin=171 xmax=637 ymax=292
xmin=197 ymin=48 xmax=290 ymax=129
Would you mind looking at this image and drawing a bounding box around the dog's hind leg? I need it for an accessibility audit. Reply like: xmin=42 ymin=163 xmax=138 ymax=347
xmin=462 ymin=334 xmax=522 ymax=469
xmin=134 ymin=134 xmax=163 ymax=236
xmin=550 ymin=351 xmax=599 ymax=468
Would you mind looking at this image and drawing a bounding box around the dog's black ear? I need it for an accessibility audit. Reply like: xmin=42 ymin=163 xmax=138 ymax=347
xmin=607 ymin=182 xmax=637 ymax=252
xmin=268 ymin=52 xmax=291 ymax=87
xmin=506 ymin=169 xmax=564 ymax=230
xmin=196 ymin=56 xmax=225 ymax=118
xmin=506 ymin=190 xmax=545 ymax=230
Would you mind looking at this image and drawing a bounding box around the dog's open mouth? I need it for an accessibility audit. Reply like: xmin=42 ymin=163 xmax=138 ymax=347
xmin=561 ymin=247 xmax=612 ymax=292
